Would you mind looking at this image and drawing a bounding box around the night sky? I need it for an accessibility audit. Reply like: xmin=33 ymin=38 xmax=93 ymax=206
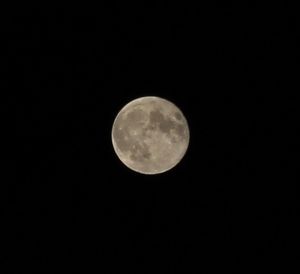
xmin=3 ymin=3 xmax=298 ymax=273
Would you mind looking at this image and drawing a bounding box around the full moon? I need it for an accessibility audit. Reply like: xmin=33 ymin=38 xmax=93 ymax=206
xmin=111 ymin=96 xmax=190 ymax=174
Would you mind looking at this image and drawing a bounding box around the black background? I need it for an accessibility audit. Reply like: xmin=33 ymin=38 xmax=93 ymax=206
xmin=2 ymin=3 xmax=299 ymax=273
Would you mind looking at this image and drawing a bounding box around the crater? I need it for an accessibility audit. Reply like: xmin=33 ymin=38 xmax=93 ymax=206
xmin=129 ymin=141 xmax=151 ymax=162
xmin=113 ymin=127 xmax=132 ymax=152
xmin=174 ymin=112 xmax=182 ymax=120
xmin=175 ymin=124 xmax=186 ymax=138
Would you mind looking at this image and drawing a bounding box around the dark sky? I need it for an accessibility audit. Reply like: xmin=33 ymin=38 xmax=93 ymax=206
xmin=2 ymin=3 xmax=298 ymax=273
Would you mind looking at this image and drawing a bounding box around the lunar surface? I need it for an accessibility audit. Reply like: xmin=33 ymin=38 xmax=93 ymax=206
xmin=111 ymin=96 xmax=190 ymax=174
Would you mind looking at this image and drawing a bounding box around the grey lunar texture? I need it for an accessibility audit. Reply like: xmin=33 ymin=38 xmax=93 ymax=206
xmin=111 ymin=96 xmax=190 ymax=174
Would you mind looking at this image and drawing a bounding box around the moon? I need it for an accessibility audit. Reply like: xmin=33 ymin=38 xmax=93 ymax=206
xmin=111 ymin=96 xmax=190 ymax=174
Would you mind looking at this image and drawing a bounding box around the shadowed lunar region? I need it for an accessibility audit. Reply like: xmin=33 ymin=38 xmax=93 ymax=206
xmin=111 ymin=96 xmax=190 ymax=174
